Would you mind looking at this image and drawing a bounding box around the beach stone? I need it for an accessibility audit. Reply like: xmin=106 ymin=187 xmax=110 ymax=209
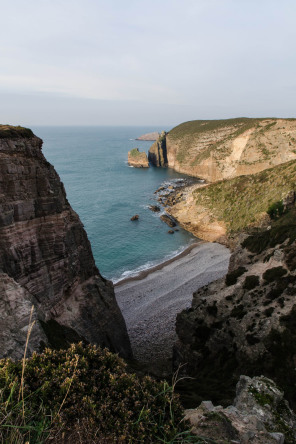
xmin=130 ymin=214 xmax=139 ymax=221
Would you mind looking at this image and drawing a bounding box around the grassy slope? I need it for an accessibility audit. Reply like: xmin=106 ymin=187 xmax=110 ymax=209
xmin=193 ymin=159 xmax=296 ymax=233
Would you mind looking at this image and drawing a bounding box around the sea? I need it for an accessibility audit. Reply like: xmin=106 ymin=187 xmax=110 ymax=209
xmin=32 ymin=126 xmax=197 ymax=283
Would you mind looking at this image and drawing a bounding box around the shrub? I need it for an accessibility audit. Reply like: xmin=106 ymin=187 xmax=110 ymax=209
xmin=267 ymin=201 xmax=284 ymax=219
xmin=0 ymin=343 xmax=195 ymax=443
xmin=225 ymin=267 xmax=247 ymax=286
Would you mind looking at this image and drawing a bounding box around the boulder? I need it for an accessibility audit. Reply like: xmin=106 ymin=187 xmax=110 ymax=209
xmin=131 ymin=214 xmax=139 ymax=221
xmin=160 ymin=214 xmax=177 ymax=227
xmin=149 ymin=205 xmax=161 ymax=212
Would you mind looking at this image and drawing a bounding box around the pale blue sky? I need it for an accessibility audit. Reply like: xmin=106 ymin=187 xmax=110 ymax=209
xmin=0 ymin=0 xmax=295 ymax=126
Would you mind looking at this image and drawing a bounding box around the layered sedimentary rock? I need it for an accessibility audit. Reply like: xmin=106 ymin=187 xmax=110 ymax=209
xmin=150 ymin=118 xmax=296 ymax=181
xmin=174 ymin=207 xmax=296 ymax=409
xmin=0 ymin=125 xmax=132 ymax=359
xmin=148 ymin=131 xmax=168 ymax=167
xmin=128 ymin=148 xmax=149 ymax=167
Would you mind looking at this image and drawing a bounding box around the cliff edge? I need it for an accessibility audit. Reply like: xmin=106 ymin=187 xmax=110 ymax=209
xmin=0 ymin=125 xmax=132 ymax=359
xmin=149 ymin=118 xmax=296 ymax=181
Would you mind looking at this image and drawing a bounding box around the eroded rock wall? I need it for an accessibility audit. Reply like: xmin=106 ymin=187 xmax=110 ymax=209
xmin=174 ymin=211 xmax=296 ymax=409
xmin=0 ymin=127 xmax=132 ymax=359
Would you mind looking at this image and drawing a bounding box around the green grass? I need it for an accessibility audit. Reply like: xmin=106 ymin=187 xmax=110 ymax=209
xmin=0 ymin=343 xmax=208 ymax=443
xmin=193 ymin=159 xmax=296 ymax=233
xmin=0 ymin=125 xmax=34 ymax=139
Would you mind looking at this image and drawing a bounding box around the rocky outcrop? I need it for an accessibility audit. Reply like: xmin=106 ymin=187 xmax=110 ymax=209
xmin=128 ymin=148 xmax=149 ymax=167
xmin=136 ymin=132 xmax=159 ymax=141
xmin=185 ymin=375 xmax=296 ymax=444
xmin=0 ymin=125 xmax=132 ymax=360
xmin=165 ymin=118 xmax=296 ymax=181
xmin=148 ymin=131 xmax=168 ymax=167
xmin=174 ymin=207 xmax=296 ymax=409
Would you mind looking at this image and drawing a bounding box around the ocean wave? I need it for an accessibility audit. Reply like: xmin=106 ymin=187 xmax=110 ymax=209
xmin=112 ymin=242 xmax=195 ymax=284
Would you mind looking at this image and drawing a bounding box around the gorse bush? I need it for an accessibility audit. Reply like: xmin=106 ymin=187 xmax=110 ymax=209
xmin=267 ymin=201 xmax=285 ymax=219
xmin=0 ymin=343 xmax=199 ymax=443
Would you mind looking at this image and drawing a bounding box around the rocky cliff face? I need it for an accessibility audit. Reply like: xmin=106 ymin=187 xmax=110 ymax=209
xmin=174 ymin=207 xmax=296 ymax=409
xmin=153 ymin=118 xmax=296 ymax=181
xmin=148 ymin=131 xmax=168 ymax=167
xmin=0 ymin=126 xmax=132 ymax=360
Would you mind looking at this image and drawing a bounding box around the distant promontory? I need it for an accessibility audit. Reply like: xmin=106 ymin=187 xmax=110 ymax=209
xmin=136 ymin=132 xmax=159 ymax=141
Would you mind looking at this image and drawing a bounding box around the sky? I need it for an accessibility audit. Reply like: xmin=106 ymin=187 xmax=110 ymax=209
xmin=0 ymin=0 xmax=295 ymax=127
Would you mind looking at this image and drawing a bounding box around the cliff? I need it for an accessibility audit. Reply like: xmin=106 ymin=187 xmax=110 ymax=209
xmin=0 ymin=125 xmax=132 ymax=359
xmin=148 ymin=131 xmax=168 ymax=167
xmin=128 ymin=148 xmax=149 ymax=167
xmin=174 ymin=205 xmax=296 ymax=410
xmin=149 ymin=118 xmax=296 ymax=181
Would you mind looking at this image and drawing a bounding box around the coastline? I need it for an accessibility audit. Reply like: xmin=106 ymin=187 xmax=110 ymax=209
xmin=114 ymin=241 xmax=203 ymax=287
xmin=115 ymin=241 xmax=230 ymax=375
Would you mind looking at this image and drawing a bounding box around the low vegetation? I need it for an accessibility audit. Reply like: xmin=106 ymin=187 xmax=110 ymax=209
xmin=0 ymin=343 xmax=206 ymax=443
xmin=193 ymin=159 xmax=296 ymax=233
xmin=0 ymin=125 xmax=33 ymax=139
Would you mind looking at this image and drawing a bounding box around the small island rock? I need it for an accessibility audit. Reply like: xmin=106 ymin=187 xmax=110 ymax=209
xmin=128 ymin=148 xmax=149 ymax=168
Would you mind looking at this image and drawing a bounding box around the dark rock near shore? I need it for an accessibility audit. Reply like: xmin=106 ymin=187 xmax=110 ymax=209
xmin=131 ymin=214 xmax=139 ymax=221
xmin=149 ymin=205 xmax=161 ymax=212
xmin=160 ymin=214 xmax=177 ymax=227
xmin=168 ymin=230 xmax=174 ymax=234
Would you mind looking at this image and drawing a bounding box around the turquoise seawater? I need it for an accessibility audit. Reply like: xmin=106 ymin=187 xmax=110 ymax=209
xmin=33 ymin=126 xmax=197 ymax=282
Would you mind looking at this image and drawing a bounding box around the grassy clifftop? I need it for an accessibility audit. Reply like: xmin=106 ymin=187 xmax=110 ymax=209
xmin=194 ymin=159 xmax=296 ymax=233
xmin=0 ymin=125 xmax=34 ymax=139
xmin=165 ymin=118 xmax=296 ymax=181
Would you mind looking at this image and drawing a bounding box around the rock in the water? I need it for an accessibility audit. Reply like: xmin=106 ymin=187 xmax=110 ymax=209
xmin=185 ymin=375 xmax=296 ymax=444
xmin=160 ymin=214 xmax=177 ymax=227
xmin=168 ymin=230 xmax=174 ymax=234
xmin=128 ymin=148 xmax=149 ymax=168
xmin=149 ymin=205 xmax=161 ymax=212
xmin=0 ymin=125 xmax=132 ymax=360
xmin=131 ymin=214 xmax=139 ymax=221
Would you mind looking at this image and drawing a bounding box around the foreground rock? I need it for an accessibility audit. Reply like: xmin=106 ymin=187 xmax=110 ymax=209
xmin=128 ymin=148 xmax=149 ymax=167
xmin=185 ymin=375 xmax=296 ymax=444
xmin=174 ymin=207 xmax=296 ymax=409
xmin=0 ymin=125 xmax=132 ymax=359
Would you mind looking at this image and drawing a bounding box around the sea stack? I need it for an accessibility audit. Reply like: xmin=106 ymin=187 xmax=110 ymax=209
xmin=0 ymin=125 xmax=132 ymax=359
xmin=128 ymin=148 xmax=149 ymax=168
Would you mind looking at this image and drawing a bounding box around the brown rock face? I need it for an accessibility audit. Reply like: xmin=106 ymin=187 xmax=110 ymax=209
xmin=148 ymin=132 xmax=168 ymax=167
xmin=159 ymin=118 xmax=296 ymax=181
xmin=128 ymin=148 xmax=149 ymax=167
xmin=0 ymin=126 xmax=132 ymax=359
